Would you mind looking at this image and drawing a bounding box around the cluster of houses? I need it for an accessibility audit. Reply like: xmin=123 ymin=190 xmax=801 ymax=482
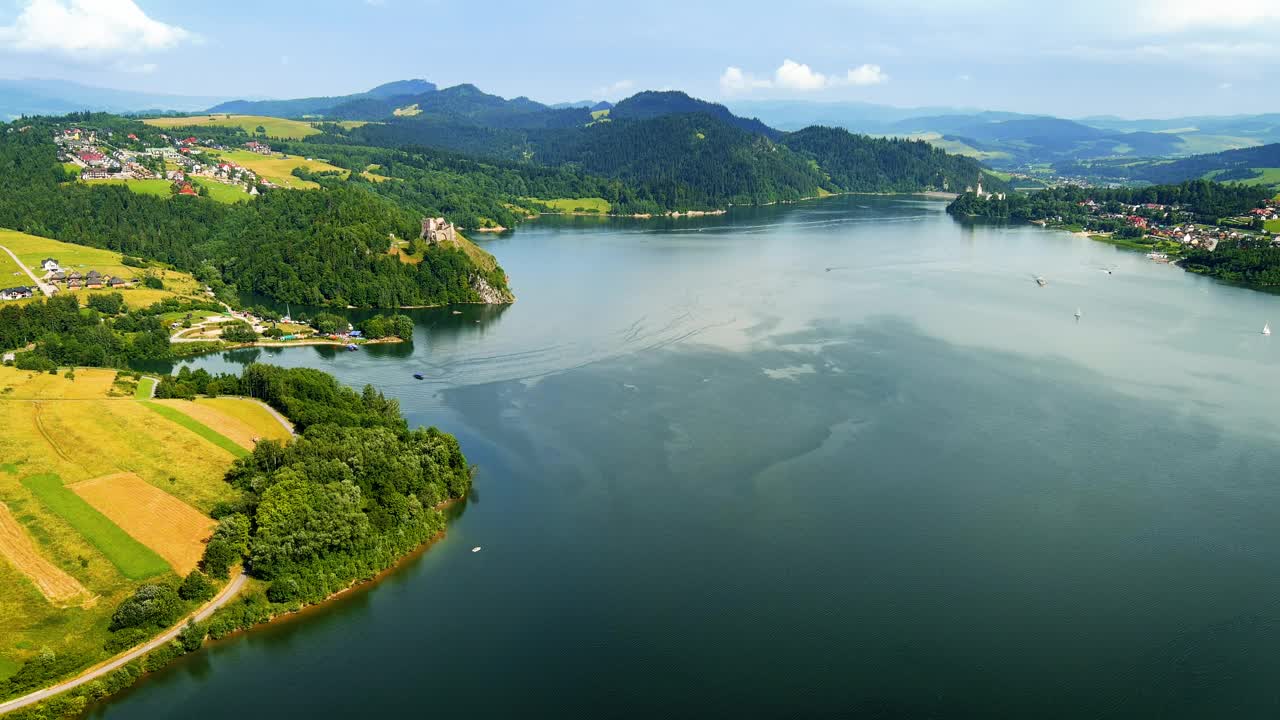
xmin=38 ymin=258 xmax=132 ymax=292
xmin=1070 ymin=199 xmax=1280 ymax=252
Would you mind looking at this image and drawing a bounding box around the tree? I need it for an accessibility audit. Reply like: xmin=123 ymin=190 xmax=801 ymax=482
xmin=221 ymin=321 xmax=258 ymax=343
xmin=109 ymin=584 xmax=181 ymax=631
xmin=178 ymin=570 xmax=215 ymax=601
xmin=312 ymin=312 xmax=345 ymax=335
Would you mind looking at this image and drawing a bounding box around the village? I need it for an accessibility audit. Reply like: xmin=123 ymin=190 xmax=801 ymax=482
xmin=56 ymin=126 xmax=280 ymax=199
xmin=1054 ymin=196 xmax=1280 ymax=260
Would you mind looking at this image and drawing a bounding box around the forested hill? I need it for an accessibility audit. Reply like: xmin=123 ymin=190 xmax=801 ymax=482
xmin=315 ymin=100 xmax=1006 ymax=211
xmin=782 ymin=127 xmax=997 ymax=193
xmin=207 ymin=79 xmax=438 ymax=117
xmin=0 ymin=115 xmax=511 ymax=308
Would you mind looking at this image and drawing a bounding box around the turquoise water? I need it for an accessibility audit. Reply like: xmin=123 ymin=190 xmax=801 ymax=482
xmin=93 ymin=197 xmax=1280 ymax=718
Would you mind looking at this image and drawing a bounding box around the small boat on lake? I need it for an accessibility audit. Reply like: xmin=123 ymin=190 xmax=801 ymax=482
xmin=346 ymin=343 xmax=359 ymax=351
xmin=1075 ymin=308 xmax=1082 ymax=319
xmin=1264 ymin=323 xmax=1272 ymax=336
xmin=413 ymin=373 xmax=425 ymax=380
xmin=471 ymin=546 xmax=482 ymax=553
xmin=1035 ymin=276 xmax=1047 ymax=287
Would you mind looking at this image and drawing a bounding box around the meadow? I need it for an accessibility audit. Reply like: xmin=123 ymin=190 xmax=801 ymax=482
xmin=0 ymin=366 xmax=269 ymax=687
xmin=192 ymin=179 xmax=251 ymax=204
xmin=211 ymin=149 xmax=349 ymax=190
xmin=84 ymin=178 xmax=173 ymax=198
xmin=142 ymin=114 xmax=322 ymax=140
xmin=528 ymin=197 xmax=613 ymax=214
xmin=0 ymin=228 xmax=204 ymax=307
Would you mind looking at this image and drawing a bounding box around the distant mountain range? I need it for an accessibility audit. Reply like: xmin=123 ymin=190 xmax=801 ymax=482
xmin=0 ymin=78 xmax=237 ymax=119
xmin=207 ymin=79 xmax=438 ymax=117
xmin=728 ymin=100 xmax=1280 ymax=168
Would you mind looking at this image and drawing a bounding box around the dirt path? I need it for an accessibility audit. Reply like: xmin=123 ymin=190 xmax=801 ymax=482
xmin=0 ymin=245 xmax=53 ymax=298
xmin=0 ymin=571 xmax=247 ymax=716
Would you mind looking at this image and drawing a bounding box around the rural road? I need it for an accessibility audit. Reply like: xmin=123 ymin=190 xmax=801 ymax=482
xmin=0 ymin=572 xmax=247 ymax=716
xmin=0 ymin=245 xmax=53 ymax=298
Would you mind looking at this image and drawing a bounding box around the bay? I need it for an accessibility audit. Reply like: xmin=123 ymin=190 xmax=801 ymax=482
xmin=93 ymin=196 xmax=1280 ymax=718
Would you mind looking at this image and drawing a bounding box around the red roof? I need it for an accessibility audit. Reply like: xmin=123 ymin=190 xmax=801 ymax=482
xmin=182 ymin=136 xmax=198 ymax=144
xmin=78 ymin=151 xmax=104 ymax=162
xmin=178 ymin=183 xmax=198 ymax=196
xmin=127 ymin=133 xmax=138 ymax=140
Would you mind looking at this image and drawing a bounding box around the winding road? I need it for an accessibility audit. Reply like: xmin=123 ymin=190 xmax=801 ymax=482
xmin=0 ymin=245 xmax=53 ymax=297
xmin=0 ymin=572 xmax=247 ymax=716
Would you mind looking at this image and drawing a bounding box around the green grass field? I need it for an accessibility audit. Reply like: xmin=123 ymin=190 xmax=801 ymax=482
xmin=192 ymin=179 xmax=250 ymax=204
xmin=84 ymin=178 xmax=174 ymax=198
xmin=1266 ymin=219 xmax=1280 ymax=233
xmin=528 ymin=197 xmax=613 ymax=214
xmin=19 ymin=474 xmax=170 ymax=580
xmin=134 ymin=377 xmax=157 ymax=400
xmin=143 ymin=114 xmax=322 ymax=140
xmin=141 ymin=401 xmax=249 ymax=459
xmin=0 ymin=228 xmax=204 ymax=306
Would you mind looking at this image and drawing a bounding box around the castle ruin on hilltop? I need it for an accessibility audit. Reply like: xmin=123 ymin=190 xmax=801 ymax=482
xmin=421 ymin=217 xmax=458 ymax=245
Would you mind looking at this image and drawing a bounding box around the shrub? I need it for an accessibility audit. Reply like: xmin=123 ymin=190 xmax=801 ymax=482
xmin=109 ymin=584 xmax=181 ymax=631
xmin=178 ymin=570 xmax=215 ymax=602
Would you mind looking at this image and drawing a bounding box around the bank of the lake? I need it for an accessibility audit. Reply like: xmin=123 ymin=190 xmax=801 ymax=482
xmin=88 ymin=195 xmax=1280 ymax=719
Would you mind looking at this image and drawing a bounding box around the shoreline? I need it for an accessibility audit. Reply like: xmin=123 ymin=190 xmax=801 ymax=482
xmin=523 ymin=190 xmax=957 ymax=222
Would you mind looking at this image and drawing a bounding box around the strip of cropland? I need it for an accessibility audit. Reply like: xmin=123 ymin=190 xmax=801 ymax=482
xmin=140 ymin=401 xmax=249 ymax=458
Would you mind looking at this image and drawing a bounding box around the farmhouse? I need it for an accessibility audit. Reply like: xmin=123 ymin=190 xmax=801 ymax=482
xmin=0 ymin=286 xmax=33 ymax=300
xmin=85 ymin=271 xmax=103 ymax=288
xmin=41 ymin=258 xmax=60 ymax=272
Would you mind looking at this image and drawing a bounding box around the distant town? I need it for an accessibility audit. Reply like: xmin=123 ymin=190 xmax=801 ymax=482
xmin=56 ymin=126 xmax=278 ymax=198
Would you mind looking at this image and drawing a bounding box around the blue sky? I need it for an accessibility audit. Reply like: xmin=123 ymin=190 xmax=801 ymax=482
xmin=1 ymin=0 xmax=1278 ymax=117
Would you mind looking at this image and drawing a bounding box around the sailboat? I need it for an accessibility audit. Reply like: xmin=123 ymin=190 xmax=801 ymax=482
xmin=1264 ymin=323 xmax=1272 ymax=336
xmin=1074 ymin=308 xmax=1082 ymax=320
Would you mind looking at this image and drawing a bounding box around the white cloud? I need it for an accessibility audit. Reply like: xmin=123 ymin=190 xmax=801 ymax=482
xmin=721 ymin=59 xmax=888 ymax=95
xmin=774 ymin=59 xmax=827 ymax=90
xmin=0 ymin=0 xmax=190 ymax=56
xmin=842 ymin=63 xmax=888 ymax=86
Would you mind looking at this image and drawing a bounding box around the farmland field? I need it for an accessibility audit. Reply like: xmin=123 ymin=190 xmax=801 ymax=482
xmin=153 ymin=398 xmax=291 ymax=450
xmin=141 ymin=401 xmax=250 ymax=458
xmin=0 ymin=502 xmax=90 ymax=606
xmin=142 ymin=114 xmax=321 ymax=140
xmin=0 ymin=228 xmax=204 ymax=307
xmin=209 ymin=149 xmax=349 ymax=189
xmin=70 ymin=473 xmax=215 ymax=575
xmin=0 ymin=365 xmax=259 ymax=690
xmin=19 ymin=474 xmax=170 ymax=581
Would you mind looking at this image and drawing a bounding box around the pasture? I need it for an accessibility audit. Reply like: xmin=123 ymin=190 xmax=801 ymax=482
xmin=143 ymin=114 xmax=322 ymax=140
xmin=70 ymin=473 xmax=215 ymax=575
xmin=0 ymin=365 xmax=260 ymax=683
xmin=212 ymin=149 xmax=349 ymax=190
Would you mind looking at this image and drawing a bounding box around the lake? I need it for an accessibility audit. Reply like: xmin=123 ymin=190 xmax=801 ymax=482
xmin=92 ymin=196 xmax=1280 ymax=718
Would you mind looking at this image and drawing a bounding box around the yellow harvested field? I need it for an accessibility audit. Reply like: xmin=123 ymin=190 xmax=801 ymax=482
xmin=0 ymin=503 xmax=90 ymax=606
xmin=69 ymin=473 xmax=214 ymax=575
xmin=195 ymin=398 xmax=293 ymax=442
xmin=153 ymin=398 xmax=290 ymax=449
xmin=0 ymin=367 xmax=117 ymax=399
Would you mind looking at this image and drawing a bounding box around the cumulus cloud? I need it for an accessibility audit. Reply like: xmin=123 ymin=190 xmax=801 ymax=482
xmin=0 ymin=0 xmax=191 ymax=56
xmin=720 ymin=59 xmax=888 ymax=94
